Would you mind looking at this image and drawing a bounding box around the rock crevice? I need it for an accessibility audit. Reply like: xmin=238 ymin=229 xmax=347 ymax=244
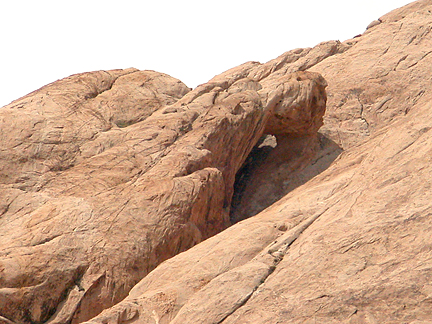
xmin=0 ymin=64 xmax=327 ymax=322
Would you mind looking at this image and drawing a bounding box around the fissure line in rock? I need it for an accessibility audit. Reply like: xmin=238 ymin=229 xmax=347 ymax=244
xmin=217 ymin=208 xmax=330 ymax=323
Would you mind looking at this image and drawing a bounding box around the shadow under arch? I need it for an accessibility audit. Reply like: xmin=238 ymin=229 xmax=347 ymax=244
xmin=230 ymin=132 xmax=342 ymax=224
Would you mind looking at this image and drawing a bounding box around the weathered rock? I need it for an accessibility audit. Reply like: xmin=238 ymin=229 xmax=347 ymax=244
xmin=233 ymin=0 xmax=432 ymax=220
xmin=366 ymin=19 xmax=381 ymax=30
xmin=0 ymin=69 xmax=192 ymax=323
xmin=0 ymin=53 xmax=327 ymax=322
xmin=79 ymin=1 xmax=432 ymax=323
xmin=0 ymin=69 xmax=190 ymax=187
xmin=312 ymin=0 xmax=432 ymax=150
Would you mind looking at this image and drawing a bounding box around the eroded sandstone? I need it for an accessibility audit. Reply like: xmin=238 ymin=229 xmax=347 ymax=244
xmin=80 ymin=1 xmax=432 ymax=323
xmin=0 ymin=56 xmax=327 ymax=322
xmin=2 ymin=1 xmax=432 ymax=323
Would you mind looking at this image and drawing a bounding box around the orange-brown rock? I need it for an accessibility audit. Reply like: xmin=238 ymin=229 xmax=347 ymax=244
xmin=0 ymin=69 xmax=192 ymax=323
xmin=0 ymin=53 xmax=327 ymax=321
xmin=3 ymin=1 xmax=432 ymax=323
xmin=79 ymin=1 xmax=432 ymax=323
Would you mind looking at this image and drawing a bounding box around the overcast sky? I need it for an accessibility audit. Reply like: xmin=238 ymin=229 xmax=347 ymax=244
xmin=0 ymin=0 xmax=414 ymax=108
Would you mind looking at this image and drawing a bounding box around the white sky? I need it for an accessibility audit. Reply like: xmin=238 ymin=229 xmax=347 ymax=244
xmin=0 ymin=0 xmax=414 ymax=108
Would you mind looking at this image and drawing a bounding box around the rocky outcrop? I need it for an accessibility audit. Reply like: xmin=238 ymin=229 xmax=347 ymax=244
xmin=79 ymin=1 xmax=432 ymax=323
xmin=0 ymin=69 xmax=191 ymax=186
xmin=2 ymin=1 xmax=432 ymax=323
xmin=0 ymin=69 xmax=192 ymax=323
xmin=231 ymin=0 xmax=432 ymax=221
xmin=0 ymin=51 xmax=328 ymax=322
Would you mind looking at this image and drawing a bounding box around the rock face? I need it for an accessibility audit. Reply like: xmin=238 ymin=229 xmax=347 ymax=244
xmin=0 ymin=55 xmax=327 ymax=321
xmin=80 ymin=1 xmax=432 ymax=323
xmin=2 ymin=0 xmax=432 ymax=323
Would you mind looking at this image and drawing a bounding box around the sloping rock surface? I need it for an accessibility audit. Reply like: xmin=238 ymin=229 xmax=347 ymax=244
xmin=2 ymin=1 xmax=432 ymax=323
xmin=0 ymin=69 xmax=193 ymax=323
xmin=80 ymin=0 xmax=432 ymax=323
xmin=0 ymin=51 xmax=328 ymax=321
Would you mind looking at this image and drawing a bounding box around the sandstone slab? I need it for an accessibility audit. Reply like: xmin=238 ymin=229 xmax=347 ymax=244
xmin=81 ymin=1 xmax=432 ymax=323
xmin=0 ymin=60 xmax=327 ymax=322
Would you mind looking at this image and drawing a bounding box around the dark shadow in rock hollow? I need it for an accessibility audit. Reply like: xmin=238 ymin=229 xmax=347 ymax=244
xmin=230 ymin=132 xmax=342 ymax=224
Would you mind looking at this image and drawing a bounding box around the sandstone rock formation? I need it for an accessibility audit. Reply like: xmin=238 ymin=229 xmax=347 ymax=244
xmin=2 ymin=0 xmax=432 ymax=323
xmin=81 ymin=0 xmax=432 ymax=323
xmin=0 ymin=52 xmax=327 ymax=322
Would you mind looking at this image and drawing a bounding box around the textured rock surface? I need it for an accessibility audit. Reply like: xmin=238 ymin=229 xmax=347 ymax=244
xmin=80 ymin=1 xmax=432 ymax=323
xmin=232 ymin=0 xmax=432 ymax=221
xmin=0 ymin=69 xmax=193 ymax=323
xmin=0 ymin=55 xmax=327 ymax=321
xmin=2 ymin=1 xmax=432 ymax=323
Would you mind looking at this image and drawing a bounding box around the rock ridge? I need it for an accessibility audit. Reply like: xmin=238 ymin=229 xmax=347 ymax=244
xmin=79 ymin=1 xmax=432 ymax=323
xmin=0 ymin=50 xmax=329 ymax=322
xmin=2 ymin=1 xmax=432 ymax=323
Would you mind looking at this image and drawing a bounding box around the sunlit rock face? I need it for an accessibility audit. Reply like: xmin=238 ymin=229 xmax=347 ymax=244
xmin=0 ymin=46 xmax=327 ymax=323
xmin=2 ymin=1 xmax=432 ymax=323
